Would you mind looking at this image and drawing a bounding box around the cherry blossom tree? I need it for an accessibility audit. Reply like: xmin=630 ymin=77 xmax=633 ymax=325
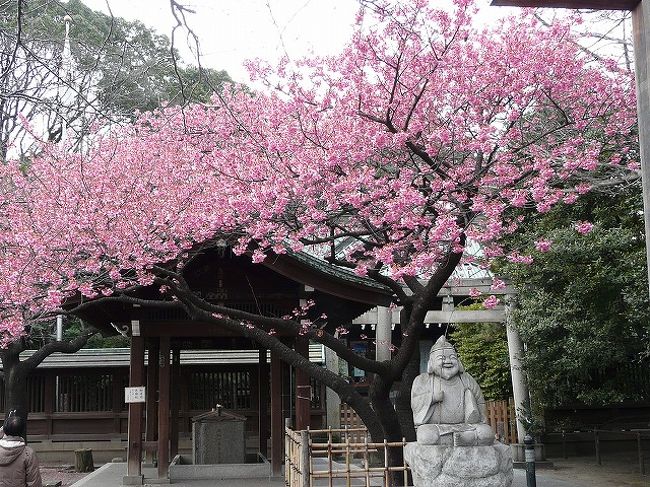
xmin=0 ymin=0 xmax=637 ymax=473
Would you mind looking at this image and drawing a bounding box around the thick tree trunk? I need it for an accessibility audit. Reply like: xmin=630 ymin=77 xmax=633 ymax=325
xmin=369 ymin=375 xmax=405 ymax=486
xmin=74 ymin=449 xmax=95 ymax=472
xmin=395 ymin=343 xmax=419 ymax=442
xmin=2 ymin=362 xmax=29 ymax=441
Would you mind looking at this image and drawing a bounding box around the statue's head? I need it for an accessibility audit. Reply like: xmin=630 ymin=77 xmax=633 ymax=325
xmin=427 ymin=336 xmax=464 ymax=380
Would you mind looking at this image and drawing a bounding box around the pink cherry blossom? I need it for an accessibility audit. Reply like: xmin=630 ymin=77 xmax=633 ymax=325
xmin=483 ymin=295 xmax=500 ymax=309
xmin=0 ymin=0 xmax=637 ymax=345
xmin=575 ymin=221 xmax=594 ymax=235
xmin=535 ymin=239 xmax=553 ymax=253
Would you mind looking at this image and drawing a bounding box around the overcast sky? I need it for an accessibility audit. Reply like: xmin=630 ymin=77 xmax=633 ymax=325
xmin=81 ymin=0 xmax=361 ymax=83
xmin=80 ymin=0 xmax=514 ymax=84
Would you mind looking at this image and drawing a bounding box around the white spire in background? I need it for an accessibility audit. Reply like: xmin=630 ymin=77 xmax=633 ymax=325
xmin=58 ymin=14 xmax=74 ymax=145
xmin=55 ymin=14 xmax=74 ymax=342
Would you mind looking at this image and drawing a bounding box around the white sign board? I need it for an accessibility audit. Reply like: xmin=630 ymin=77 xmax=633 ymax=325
xmin=124 ymin=386 xmax=146 ymax=403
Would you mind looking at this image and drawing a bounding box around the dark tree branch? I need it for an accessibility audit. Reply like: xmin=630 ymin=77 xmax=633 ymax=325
xmin=23 ymin=328 xmax=98 ymax=369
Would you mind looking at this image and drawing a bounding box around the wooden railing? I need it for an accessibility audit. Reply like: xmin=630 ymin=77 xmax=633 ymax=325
xmin=343 ymin=399 xmax=518 ymax=445
xmin=285 ymin=425 xmax=409 ymax=487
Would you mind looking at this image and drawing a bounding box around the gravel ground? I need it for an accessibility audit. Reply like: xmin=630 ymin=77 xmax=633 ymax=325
xmin=36 ymin=453 xmax=648 ymax=487
xmin=540 ymin=454 xmax=649 ymax=487
xmin=40 ymin=465 xmax=91 ymax=487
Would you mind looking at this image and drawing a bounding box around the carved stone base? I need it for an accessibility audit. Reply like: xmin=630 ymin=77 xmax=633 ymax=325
xmin=404 ymin=441 xmax=513 ymax=487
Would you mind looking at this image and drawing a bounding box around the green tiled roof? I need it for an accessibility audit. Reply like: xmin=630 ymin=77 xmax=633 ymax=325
xmin=287 ymin=251 xmax=392 ymax=293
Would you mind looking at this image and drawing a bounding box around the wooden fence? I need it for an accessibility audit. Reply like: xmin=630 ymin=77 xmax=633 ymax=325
xmin=285 ymin=425 xmax=409 ymax=487
xmin=486 ymin=398 xmax=518 ymax=444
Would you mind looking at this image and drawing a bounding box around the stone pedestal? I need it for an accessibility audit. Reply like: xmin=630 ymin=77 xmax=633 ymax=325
xmin=404 ymin=442 xmax=513 ymax=487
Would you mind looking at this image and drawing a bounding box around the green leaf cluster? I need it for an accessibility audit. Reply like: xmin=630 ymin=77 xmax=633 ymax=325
xmin=450 ymin=309 xmax=513 ymax=401
xmin=498 ymin=186 xmax=650 ymax=409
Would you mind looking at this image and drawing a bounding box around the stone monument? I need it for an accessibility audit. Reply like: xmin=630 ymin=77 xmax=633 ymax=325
xmin=404 ymin=336 xmax=513 ymax=487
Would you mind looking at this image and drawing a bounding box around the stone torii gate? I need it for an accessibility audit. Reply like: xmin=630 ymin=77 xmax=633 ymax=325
xmin=493 ymin=0 xmax=650 ymax=294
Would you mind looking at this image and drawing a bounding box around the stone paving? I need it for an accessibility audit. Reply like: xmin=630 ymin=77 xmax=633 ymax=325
xmin=41 ymin=465 xmax=90 ymax=487
xmin=66 ymin=460 xmax=645 ymax=487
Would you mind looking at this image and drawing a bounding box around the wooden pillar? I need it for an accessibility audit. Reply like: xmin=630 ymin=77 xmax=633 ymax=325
xmin=270 ymin=351 xmax=283 ymax=477
xmin=145 ymin=345 xmax=159 ymax=464
xmin=157 ymin=337 xmax=171 ymax=479
xmin=126 ymin=334 xmax=145 ymax=483
xmin=294 ymin=337 xmax=311 ymax=431
xmin=258 ymin=349 xmax=269 ymax=457
xmin=170 ymin=348 xmax=181 ymax=459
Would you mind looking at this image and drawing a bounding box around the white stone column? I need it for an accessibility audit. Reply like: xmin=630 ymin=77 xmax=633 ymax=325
xmin=324 ymin=346 xmax=341 ymax=428
xmin=633 ymin=2 xmax=650 ymax=296
xmin=376 ymin=306 xmax=392 ymax=362
xmin=505 ymin=295 xmax=530 ymax=443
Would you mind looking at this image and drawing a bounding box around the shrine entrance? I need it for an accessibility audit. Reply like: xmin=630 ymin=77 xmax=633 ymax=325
xmin=81 ymin=248 xmax=392 ymax=485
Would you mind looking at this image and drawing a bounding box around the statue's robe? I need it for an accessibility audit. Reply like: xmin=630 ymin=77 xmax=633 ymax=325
xmin=412 ymin=372 xmax=487 ymax=437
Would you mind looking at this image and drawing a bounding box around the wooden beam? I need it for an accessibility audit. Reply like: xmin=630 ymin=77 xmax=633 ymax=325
xmin=294 ymin=337 xmax=311 ymax=431
xmin=258 ymin=348 xmax=269 ymax=458
xmin=157 ymin=337 xmax=171 ymax=480
xmin=270 ymin=351 xmax=283 ymax=477
xmin=126 ymin=335 xmax=145 ymax=482
xmin=491 ymin=0 xmax=640 ymax=10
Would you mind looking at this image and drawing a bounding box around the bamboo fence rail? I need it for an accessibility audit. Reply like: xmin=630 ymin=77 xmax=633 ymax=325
xmin=284 ymin=425 xmax=410 ymax=487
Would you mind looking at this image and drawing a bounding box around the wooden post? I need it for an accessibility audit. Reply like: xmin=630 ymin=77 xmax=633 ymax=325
xmin=126 ymin=334 xmax=145 ymax=483
xmin=300 ymin=430 xmax=310 ymax=487
xmin=271 ymin=351 xmax=283 ymax=477
xmin=170 ymin=348 xmax=181 ymax=459
xmin=157 ymin=337 xmax=171 ymax=479
xmin=145 ymin=345 xmax=159 ymax=465
xmin=74 ymin=449 xmax=94 ymax=473
xmin=258 ymin=348 xmax=270 ymax=457
xmin=295 ymin=337 xmax=311 ymax=431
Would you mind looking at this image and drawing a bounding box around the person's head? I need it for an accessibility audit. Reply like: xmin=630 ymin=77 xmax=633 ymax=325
xmin=428 ymin=336 xmax=464 ymax=380
xmin=3 ymin=412 xmax=25 ymax=438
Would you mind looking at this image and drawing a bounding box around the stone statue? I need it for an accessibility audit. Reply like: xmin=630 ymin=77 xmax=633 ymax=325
xmin=411 ymin=335 xmax=495 ymax=447
xmin=404 ymin=336 xmax=513 ymax=487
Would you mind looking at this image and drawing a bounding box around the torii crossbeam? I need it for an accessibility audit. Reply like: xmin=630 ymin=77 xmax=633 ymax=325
xmin=492 ymin=0 xmax=650 ymax=295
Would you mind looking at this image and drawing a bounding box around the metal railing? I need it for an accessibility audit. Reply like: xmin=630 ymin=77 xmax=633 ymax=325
xmin=546 ymin=429 xmax=649 ymax=476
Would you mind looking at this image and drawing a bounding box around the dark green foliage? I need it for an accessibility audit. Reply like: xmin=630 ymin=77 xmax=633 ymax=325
xmin=450 ymin=314 xmax=513 ymax=401
xmin=1 ymin=0 xmax=233 ymax=119
xmin=498 ymin=186 xmax=650 ymax=408
xmin=65 ymin=321 xmax=130 ymax=348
